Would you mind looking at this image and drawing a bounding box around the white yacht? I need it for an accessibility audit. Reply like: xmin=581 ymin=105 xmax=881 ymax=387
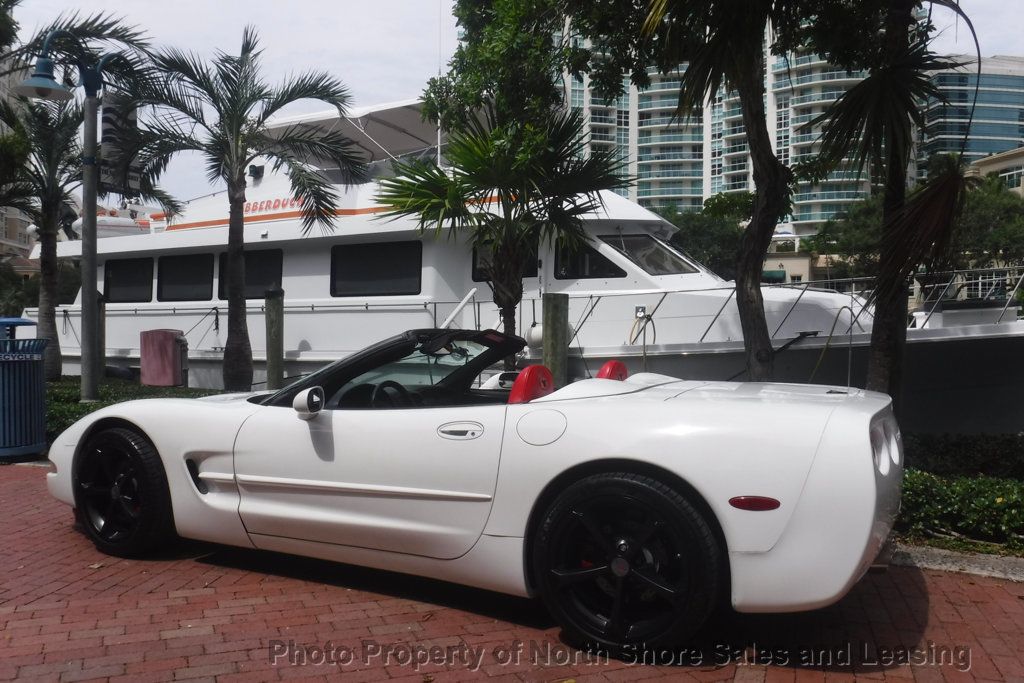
xmin=24 ymin=101 xmax=1024 ymax=434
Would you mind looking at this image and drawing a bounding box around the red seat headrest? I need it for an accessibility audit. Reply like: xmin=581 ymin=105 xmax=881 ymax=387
xmin=508 ymin=365 xmax=555 ymax=404
xmin=596 ymin=360 xmax=628 ymax=381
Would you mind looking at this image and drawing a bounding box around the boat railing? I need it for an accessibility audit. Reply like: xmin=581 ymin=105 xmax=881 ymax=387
xmin=535 ymin=266 xmax=1024 ymax=348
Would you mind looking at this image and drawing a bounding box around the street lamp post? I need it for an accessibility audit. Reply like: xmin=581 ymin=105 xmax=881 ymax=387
xmin=15 ymin=31 xmax=119 ymax=402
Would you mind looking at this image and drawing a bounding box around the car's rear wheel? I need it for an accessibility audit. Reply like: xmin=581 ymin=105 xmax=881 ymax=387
xmin=532 ymin=472 xmax=721 ymax=653
xmin=73 ymin=427 xmax=175 ymax=557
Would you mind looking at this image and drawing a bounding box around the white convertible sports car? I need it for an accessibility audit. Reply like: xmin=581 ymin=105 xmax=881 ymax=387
xmin=47 ymin=328 xmax=902 ymax=651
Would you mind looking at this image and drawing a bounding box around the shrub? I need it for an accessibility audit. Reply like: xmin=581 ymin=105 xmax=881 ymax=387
xmin=46 ymin=377 xmax=217 ymax=444
xmin=902 ymin=433 xmax=1024 ymax=481
xmin=898 ymin=469 xmax=1024 ymax=547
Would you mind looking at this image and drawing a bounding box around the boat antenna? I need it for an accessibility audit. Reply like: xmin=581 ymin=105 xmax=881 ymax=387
xmin=437 ymin=0 xmax=444 ymax=167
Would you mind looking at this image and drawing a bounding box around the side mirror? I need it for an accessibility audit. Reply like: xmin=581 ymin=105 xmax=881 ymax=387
xmin=293 ymin=386 xmax=325 ymax=420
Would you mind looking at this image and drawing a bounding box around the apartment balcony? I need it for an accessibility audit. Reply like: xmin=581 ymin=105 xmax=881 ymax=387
xmin=636 ymin=187 xmax=703 ymax=198
xmin=723 ymin=107 xmax=743 ymax=119
xmin=723 ymin=125 xmax=746 ymax=138
xmin=792 ymin=190 xmax=867 ymax=204
xmin=638 ymin=115 xmax=697 ymax=128
xmin=637 ymin=167 xmax=703 ymax=179
xmin=790 ymin=133 xmax=821 ymax=146
xmin=591 ymin=131 xmax=616 ymax=143
xmin=723 ymin=180 xmax=750 ymax=191
xmin=772 ymin=54 xmax=827 ymax=72
xmin=790 ymin=91 xmax=845 ymax=107
xmin=723 ymin=163 xmax=748 ymax=174
xmin=637 ymin=133 xmax=704 ymax=145
xmin=791 ymin=211 xmax=846 ymax=223
xmin=637 ymin=151 xmax=704 ymax=162
xmin=642 ymin=80 xmax=683 ymax=92
xmin=638 ymin=97 xmax=680 ymax=111
xmin=723 ymin=144 xmax=749 ymax=157
xmin=773 ymin=70 xmax=867 ymax=91
xmin=590 ymin=114 xmax=616 ymax=125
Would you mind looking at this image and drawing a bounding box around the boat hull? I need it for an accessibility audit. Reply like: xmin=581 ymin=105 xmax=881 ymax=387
xmin=560 ymin=323 xmax=1024 ymax=435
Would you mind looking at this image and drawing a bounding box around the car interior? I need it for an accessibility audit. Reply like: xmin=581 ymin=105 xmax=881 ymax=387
xmin=262 ymin=330 xmax=632 ymax=411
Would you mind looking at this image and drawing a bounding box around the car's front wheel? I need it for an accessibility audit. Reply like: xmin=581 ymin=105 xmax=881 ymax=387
xmin=73 ymin=427 xmax=176 ymax=557
xmin=532 ymin=472 xmax=721 ymax=653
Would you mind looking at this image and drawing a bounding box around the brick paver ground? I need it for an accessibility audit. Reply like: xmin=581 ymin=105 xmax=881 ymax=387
xmin=2 ymin=464 xmax=1023 ymax=682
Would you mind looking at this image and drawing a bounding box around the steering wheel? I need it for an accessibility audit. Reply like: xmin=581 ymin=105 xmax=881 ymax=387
xmin=371 ymin=380 xmax=413 ymax=408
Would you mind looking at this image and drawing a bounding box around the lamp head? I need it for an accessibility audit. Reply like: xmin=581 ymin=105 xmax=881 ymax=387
xmin=13 ymin=56 xmax=74 ymax=101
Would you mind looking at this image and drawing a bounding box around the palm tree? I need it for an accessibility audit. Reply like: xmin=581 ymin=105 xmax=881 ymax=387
xmin=112 ymin=28 xmax=368 ymax=390
xmin=375 ymin=109 xmax=625 ymax=367
xmin=811 ymin=0 xmax=978 ymax=401
xmin=635 ymin=0 xmax=793 ymax=381
xmin=0 ymin=99 xmax=83 ymax=379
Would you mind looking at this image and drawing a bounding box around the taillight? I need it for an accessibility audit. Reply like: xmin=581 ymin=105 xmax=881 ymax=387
xmin=870 ymin=422 xmax=892 ymax=475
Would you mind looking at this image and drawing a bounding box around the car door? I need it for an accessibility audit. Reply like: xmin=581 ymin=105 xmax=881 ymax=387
xmin=233 ymin=334 xmax=512 ymax=561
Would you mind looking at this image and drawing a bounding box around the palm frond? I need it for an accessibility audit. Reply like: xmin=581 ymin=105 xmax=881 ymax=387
xmin=376 ymin=160 xmax=482 ymax=235
xmin=250 ymin=125 xmax=368 ymax=186
xmin=271 ymin=160 xmax=340 ymax=236
xmin=874 ymin=166 xmax=970 ymax=302
xmin=259 ymin=72 xmax=354 ymax=125
xmin=811 ymin=40 xmax=962 ymax=176
xmin=1 ymin=12 xmax=147 ymax=78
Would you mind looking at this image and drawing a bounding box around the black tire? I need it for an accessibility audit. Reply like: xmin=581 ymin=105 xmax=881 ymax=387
xmin=532 ymin=472 xmax=721 ymax=653
xmin=72 ymin=427 xmax=176 ymax=557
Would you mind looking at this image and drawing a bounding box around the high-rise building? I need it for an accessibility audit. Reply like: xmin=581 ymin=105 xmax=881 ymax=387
xmin=918 ymin=55 xmax=1024 ymax=178
xmin=575 ymin=49 xmax=1024 ymax=238
xmin=0 ymin=70 xmax=33 ymax=258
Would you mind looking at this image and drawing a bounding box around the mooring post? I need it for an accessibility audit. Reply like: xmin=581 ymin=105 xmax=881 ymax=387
xmin=97 ymin=292 xmax=106 ymax=382
xmin=265 ymin=287 xmax=284 ymax=390
xmin=542 ymin=292 xmax=569 ymax=388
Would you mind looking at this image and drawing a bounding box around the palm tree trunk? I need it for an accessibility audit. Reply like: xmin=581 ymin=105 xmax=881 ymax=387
xmin=735 ymin=55 xmax=793 ymax=382
xmin=866 ymin=0 xmax=915 ymax=407
xmin=223 ymin=178 xmax=253 ymax=391
xmin=37 ymin=220 xmax=61 ymax=380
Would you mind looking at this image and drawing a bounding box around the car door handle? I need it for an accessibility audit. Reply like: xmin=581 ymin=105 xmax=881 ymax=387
xmin=438 ymin=421 xmax=484 ymax=440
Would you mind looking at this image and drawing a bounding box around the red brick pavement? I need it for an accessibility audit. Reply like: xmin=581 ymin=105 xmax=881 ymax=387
xmin=2 ymin=464 xmax=1023 ymax=682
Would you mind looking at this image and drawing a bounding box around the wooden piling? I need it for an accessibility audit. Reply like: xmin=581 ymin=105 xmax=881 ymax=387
xmin=542 ymin=292 xmax=569 ymax=388
xmin=265 ymin=288 xmax=284 ymax=390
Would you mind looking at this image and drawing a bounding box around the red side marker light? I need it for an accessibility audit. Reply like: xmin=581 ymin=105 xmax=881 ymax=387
xmin=729 ymin=496 xmax=781 ymax=511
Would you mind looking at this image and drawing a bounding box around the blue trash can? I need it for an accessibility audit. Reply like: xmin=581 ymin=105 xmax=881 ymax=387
xmin=0 ymin=318 xmax=49 ymax=460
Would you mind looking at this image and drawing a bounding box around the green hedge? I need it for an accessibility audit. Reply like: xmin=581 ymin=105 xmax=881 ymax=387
xmin=898 ymin=469 xmax=1024 ymax=549
xmin=903 ymin=433 xmax=1024 ymax=481
xmin=46 ymin=377 xmax=217 ymax=444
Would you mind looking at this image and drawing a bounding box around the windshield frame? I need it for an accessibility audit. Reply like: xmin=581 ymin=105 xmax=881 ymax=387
xmin=598 ymin=232 xmax=702 ymax=276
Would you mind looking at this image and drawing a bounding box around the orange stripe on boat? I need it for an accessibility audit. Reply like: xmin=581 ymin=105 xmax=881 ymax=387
xmin=165 ymin=205 xmax=390 ymax=231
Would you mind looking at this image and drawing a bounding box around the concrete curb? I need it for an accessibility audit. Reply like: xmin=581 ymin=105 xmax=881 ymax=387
xmin=892 ymin=542 xmax=1024 ymax=582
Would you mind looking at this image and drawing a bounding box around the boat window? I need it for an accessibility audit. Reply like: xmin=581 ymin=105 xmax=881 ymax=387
xmin=598 ymin=234 xmax=699 ymax=275
xmin=554 ymin=243 xmax=627 ymax=280
xmin=331 ymin=241 xmax=422 ymax=297
xmin=218 ymin=249 xmax=283 ymax=300
xmin=158 ymin=254 xmax=214 ymax=302
xmin=472 ymin=243 xmax=538 ymax=282
xmin=104 ymin=257 xmax=153 ymax=303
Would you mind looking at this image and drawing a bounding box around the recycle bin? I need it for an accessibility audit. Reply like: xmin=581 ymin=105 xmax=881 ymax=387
xmin=0 ymin=318 xmax=49 ymax=460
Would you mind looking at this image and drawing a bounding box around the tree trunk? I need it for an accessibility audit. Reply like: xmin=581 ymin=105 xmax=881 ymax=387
xmin=866 ymin=0 xmax=915 ymax=408
xmin=223 ymin=178 xmax=253 ymax=391
xmin=36 ymin=218 xmax=61 ymax=380
xmin=734 ymin=52 xmax=793 ymax=382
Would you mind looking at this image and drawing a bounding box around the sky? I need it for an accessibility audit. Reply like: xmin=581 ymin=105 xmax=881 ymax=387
xmin=12 ymin=0 xmax=1021 ymax=204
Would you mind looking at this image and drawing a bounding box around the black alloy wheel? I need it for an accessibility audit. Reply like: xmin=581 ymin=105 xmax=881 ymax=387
xmin=73 ymin=427 xmax=175 ymax=557
xmin=533 ymin=472 xmax=721 ymax=653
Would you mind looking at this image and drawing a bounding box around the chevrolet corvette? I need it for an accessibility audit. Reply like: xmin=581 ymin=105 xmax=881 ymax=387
xmin=47 ymin=328 xmax=902 ymax=651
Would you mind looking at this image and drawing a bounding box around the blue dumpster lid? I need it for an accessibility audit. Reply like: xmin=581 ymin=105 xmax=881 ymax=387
xmin=0 ymin=318 xmax=36 ymax=327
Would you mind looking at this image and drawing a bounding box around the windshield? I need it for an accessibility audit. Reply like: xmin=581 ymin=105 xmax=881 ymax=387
xmin=599 ymin=234 xmax=699 ymax=276
xmin=340 ymin=340 xmax=489 ymax=393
